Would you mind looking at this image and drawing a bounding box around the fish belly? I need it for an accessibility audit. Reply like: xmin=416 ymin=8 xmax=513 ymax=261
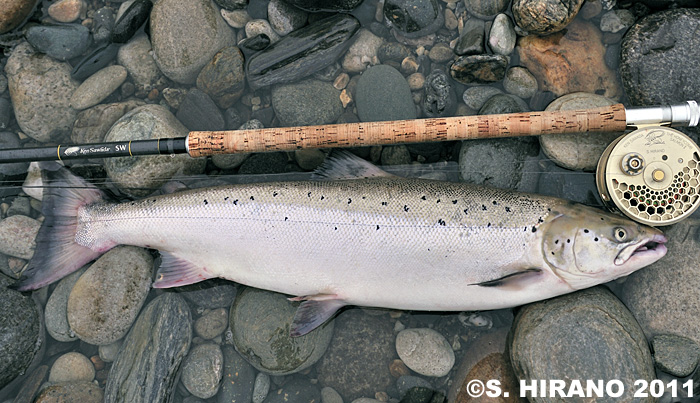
xmin=81 ymin=178 xmax=570 ymax=311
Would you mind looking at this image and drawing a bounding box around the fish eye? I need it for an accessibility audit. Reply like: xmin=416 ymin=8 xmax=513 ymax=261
xmin=613 ymin=227 xmax=627 ymax=242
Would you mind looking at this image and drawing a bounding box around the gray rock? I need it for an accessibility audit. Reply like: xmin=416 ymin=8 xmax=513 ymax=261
xmin=67 ymin=246 xmax=153 ymax=345
xmin=396 ymin=328 xmax=454 ymax=377
xmin=479 ymin=93 xmax=529 ymax=115
xmin=176 ymin=88 xmax=225 ymax=131
xmin=35 ymin=382 xmax=103 ymax=403
xmin=281 ymin=0 xmax=364 ymax=12
xmin=71 ymin=43 xmax=120 ymax=81
xmin=377 ymin=42 xmax=411 ymax=63
xmin=70 ymin=65 xmax=128 ymax=110
xmin=104 ymin=104 xmax=206 ymax=197
xmin=381 ymin=145 xmax=412 ymax=165
xmin=5 ymin=42 xmax=79 ymax=143
xmin=512 ymin=0 xmax=584 ymax=35
xmin=214 ymin=0 xmax=248 ymax=11
xmin=539 ymin=93 xmax=620 ymax=171
xmin=428 ymin=43 xmax=454 ymax=64
xmin=321 ymin=387 xmax=344 ymax=403
xmin=0 ymin=98 xmax=10 ymax=129
xmin=252 ymin=373 xmax=271 ymax=403
xmin=454 ymin=18 xmax=485 ymax=56
xmin=620 ymin=220 xmax=700 ymax=349
xmin=230 ymin=288 xmax=334 ymax=375
xmin=150 ymin=0 xmax=235 ymax=84
xmin=0 ymin=131 xmax=28 ymax=176
xmin=384 ymin=0 xmax=444 ymax=38
xmin=0 ymin=0 xmax=35 ymax=34
xmin=462 ymin=86 xmax=502 ymax=110
xmin=271 ymin=80 xmax=343 ymax=127
xmin=450 ymin=54 xmax=508 ymax=85
xmin=509 ymin=287 xmax=655 ymax=402
xmin=422 ymin=69 xmax=457 ymax=118
xmin=0 ymin=285 xmax=42 ymax=390
xmin=117 ymin=34 xmax=160 ymax=90
xmin=181 ymin=343 xmax=224 ymax=399
xmin=217 ymin=344 xmax=256 ymax=403
xmin=99 ymin=339 xmax=122 ymax=363
xmin=295 ymin=149 xmax=327 ymax=171
xmin=246 ymin=19 xmax=281 ymax=44
xmin=0 ymin=215 xmax=39 ymax=259
xmin=502 ymin=67 xmax=537 ymax=99
xmin=652 ymin=334 xmax=700 ymax=378
xmin=104 ymin=293 xmax=192 ymax=403
xmin=341 ymin=29 xmax=384 ymax=73
xmin=265 ymin=378 xmax=321 ymax=403
xmin=92 ymin=7 xmax=115 ymax=43
xmin=196 ymin=46 xmax=246 ymax=109
xmin=70 ymin=100 xmax=145 ymax=144
xmin=620 ymin=9 xmax=700 ymax=111
xmin=600 ymin=9 xmax=635 ymax=33
xmin=464 ymin=0 xmax=510 ymax=19
xmin=268 ymin=0 xmax=308 ymax=36
xmin=317 ymin=309 xmax=395 ymax=401
xmin=6 ymin=195 xmax=31 ymax=217
xmin=25 ymin=24 xmax=91 ymax=61
xmin=397 ymin=376 xmax=433 ymax=398
xmin=45 ymin=268 xmax=85 ymax=342
xmin=238 ymin=152 xmax=290 ymax=175
xmin=48 ymin=351 xmax=95 ymax=383
xmin=221 ymin=8 xmax=251 ymax=28
xmin=355 ymin=65 xmax=416 ymax=122
xmin=194 ymin=308 xmax=228 ymax=340
xmin=488 ymin=14 xmax=516 ymax=56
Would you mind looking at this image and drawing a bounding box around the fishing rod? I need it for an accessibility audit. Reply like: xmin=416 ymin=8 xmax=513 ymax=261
xmin=1 ymin=101 xmax=700 ymax=226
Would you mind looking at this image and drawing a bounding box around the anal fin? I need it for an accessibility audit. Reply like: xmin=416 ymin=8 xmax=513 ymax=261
xmin=470 ymin=268 xmax=542 ymax=290
xmin=153 ymin=251 xmax=214 ymax=288
xmin=289 ymin=294 xmax=346 ymax=337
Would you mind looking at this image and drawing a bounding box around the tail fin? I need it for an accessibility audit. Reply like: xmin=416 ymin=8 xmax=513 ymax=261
xmin=13 ymin=163 xmax=110 ymax=291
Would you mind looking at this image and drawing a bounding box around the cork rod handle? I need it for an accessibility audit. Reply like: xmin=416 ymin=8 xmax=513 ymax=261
xmin=187 ymin=104 xmax=627 ymax=157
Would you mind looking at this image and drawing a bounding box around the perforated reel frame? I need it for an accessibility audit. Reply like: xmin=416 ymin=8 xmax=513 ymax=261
xmin=596 ymin=126 xmax=700 ymax=226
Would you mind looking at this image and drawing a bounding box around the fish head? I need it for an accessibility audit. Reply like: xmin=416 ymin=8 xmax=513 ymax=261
xmin=542 ymin=203 xmax=667 ymax=289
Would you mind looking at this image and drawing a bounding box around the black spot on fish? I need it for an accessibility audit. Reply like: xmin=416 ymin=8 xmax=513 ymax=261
xmin=334 ymin=226 xmax=338 ymax=230
xmin=584 ymin=229 xmax=589 ymax=233
xmin=438 ymin=219 xmax=446 ymax=226
xmin=452 ymin=200 xmax=458 ymax=204
xmin=320 ymin=195 xmax=325 ymax=200
xmin=250 ymin=196 xmax=254 ymax=201
xmin=487 ymin=223 xmax=491 ymax=227
xmin=531 ymin=226 xmax=537 ymax=233
xmin=152 ymin=199 xmax=156 ymax=203
xmin=537 ymin=217 xmax=544 ymax=223
xmin=203 ymin=199 xmax=208 ymax=205
xmin=492 ymin=200 xmax=498 ymax=205
xmin=285 ymin=217 xmax=288 ymax=221
xmin=404 ymin=205 xmax=409 ymax=212
xmin=505 ymin=207 xmax=511 ymax=212
xmin=421 ymin=196 xmax=427 ymax=200
xmin=567 ymin=239 xmax=571 ymax=243
xmin=273 ymin=192 xmax=278 ymax=197
xmin=348 ymin=198 xmax=352 ymax=204
xmin=551 ymin=251 xmax=555 ymax=255
xmin=436 ymin=199 xmax=441 ymax=203
xmin=600 ymin=217 xmax=605 ymax=221
xmin=376 ymin=225 xmax=380 ymax=230
xmin=464 ymin=208 xmax=469 ymax=215
xmin=555 ymin=239 xmax=559 ymax=244
xmin=233 ymin=199 xmax=238 ymax=205
xmin=547 ymin=208 xmax=552 ymax=212
xmin=482 ymin=205 xmax=487 ymax=211
xmin=130 ymin=202 xmax=135 ymax=206
xmin=594 ymin=237 xmax=599 ymax=241
xmin=362 ymin=196 xmax=366 ymax=199
xmin=308 ymin=192 xmax=312 ymax=197
xmin=381 ymin=201 xmax=387 ymax=206
xmin=224 ymin=197 xmax=229 ymax=201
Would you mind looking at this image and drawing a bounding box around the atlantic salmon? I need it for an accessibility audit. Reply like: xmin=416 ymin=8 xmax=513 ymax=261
xmin=16 ymin=154 xmax=667 ymax=336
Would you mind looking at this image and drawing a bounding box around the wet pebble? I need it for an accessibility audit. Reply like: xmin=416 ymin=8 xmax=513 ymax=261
xmin=195 ymin=46 xmax=245 ymax=109
xmin=194 ymin=308 xmax=228 ymax=340
xmin=35 ymin=382 xmax=103 ymax=403
xmin=117 ymin=34 xmax=159 ymax=90
xmin=600 ymin=9 xmax=635 ymax=33
xmin=321 ymin=387 xmax=343 ymax=403
xmin=45 ymin=268 xmax=85 ymax=342
xmin=427 ymin=43 xmax=453 ymax=64
xmin=265 ymin=378 xmax=321 ymax=403
xmin=512 ymin=0 xmax=584 ymax=34
xmin=450 ymin=54 xmax=508 ymax=85
xmin=488 ymin=14 xmax=516 ymax=56
xmin=0 ymin=131 xmax=29 ymax=176
xmin=422 ymin=69 xmax=456 ymax=118
xmin=47 ymin=0 xmax=85 ymax=23
xmin=104 ymin=293 xmax=192 ymax=403
xmin=218 ymin=345 xmax=256 ymax=403
xmin=246 ymin=19 xmax=281 ymax=44
xmin=222 ymin=8 xmax=251 ymax=28
xmin=48 ymin=351 xmax=95 ymax=383
xmin=407 ymin=72 xmax=425 ymax=91
xmin=620 ymin=9 xmax=700 ymax=108
xmin=282 ymin=0 xmax=364 ymax=12
xmin=238 ymin=152 xmax=290 ymax=174
xmin=176 ymin=88 xmax=225 ymax=131
xmin=230 ymin=287 xmax=334 ymax=375
xmin=104 ymin=104 xmax=206 ymax=197
xmin=253 ymin=372 xmax=271 ymax=403
xmin=652 ymin=334 xmax=700 ymax=378
xmin=479 ymin=93 xmax=529 ymax=114
xmin=111 ymin=0 xmax=152 ymax=43
xmin=0 ymin=0 xmax=35 ymax=34
xmin=383 ymin=0 xmax=444 ymax=38
xmin=25 ymin=24 xmax=91 ymax=61
xmin=518 ymin=20 xmax=621 ymax=100
xmin=98 ymin=339 xmax=122 ymax=363
xmin=0 ymin=285 xmax=42 ymax=390
xmin=71 ymin=43 xmax=120 ymax=81
xmin=538 ymin=92 xmax=619 ymax=171
xmin=462 ymin=86 xmax=502 ymax=110
xmin=92 ymin=7 xmax=115 ymax=43
xmin=355 ymin=65 xmax=416 ymax=122
xmin=70 ymin=65 xmax=127 ymax=110
xmin=0 ymin=214 xmax=39 ymax=259
xmin=6 ymin=195 xmax=31 ymax=217
xmin=214 ymin=0 xmax=249 ymax=10
xmin=181 ymin=343 xmax=224 ymax=399
xmin=397 ymin=376 xmax=433 ymax=397
xmin=510 ymin=287 xmax=654 ymax=401
xmin=464 ymin=0 xmax=509 ymax=19
xmin=381 ymin=145 xmax=412 ymax=165
xmin=271 ymin=79 xmax=343 ymax=126
xmin=317 ymin=309 xmax=395 ymax=401
xmin=377 ymin=42 xmax=410 ymax=63
xmin=151 ymin=0 xmax=235 ymax=84
xmin=71 ymin=100 xmax=144 ymax=144
xmin=67 ymin=246 xmax=153 ymax=345
xmin=502 ymin=67 xmax=537 ymax=99
xmin=295 ymin=149 xmax=327 ymax=171
xmin=5 ymin=42 xmax=79 ymax=143
xmin=454 ymin=18 xmax=484 ymax=56
xmin=246 ymin=14 xmax=360 ymax=90
xmin=268 ymin=0 xmax=307 ymax=36
xmin=395 ymin=328 xmax=454 ymax=377
xmin=342 ymin=29 xmax=384 ymax=73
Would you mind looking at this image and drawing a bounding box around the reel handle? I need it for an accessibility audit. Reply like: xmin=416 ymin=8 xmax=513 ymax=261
xmin=186 ymin=104 xmax=628 ymax=157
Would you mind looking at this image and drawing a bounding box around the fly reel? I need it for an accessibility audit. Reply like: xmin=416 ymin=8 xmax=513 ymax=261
xmin=596 ymin=126 xmax=700 ymax=226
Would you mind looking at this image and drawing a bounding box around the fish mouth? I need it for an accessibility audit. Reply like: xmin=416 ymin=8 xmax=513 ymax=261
xmin=614 ymin=233 xmax=668 ymax=266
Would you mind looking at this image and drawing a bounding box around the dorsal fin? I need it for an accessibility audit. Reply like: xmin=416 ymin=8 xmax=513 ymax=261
xmin=311 ymin=151 xmax=396 ymax=180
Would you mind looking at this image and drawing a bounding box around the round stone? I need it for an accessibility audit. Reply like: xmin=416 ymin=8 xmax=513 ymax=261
xmin=271 ymin=79 xmax=343 ymax=127
xmin=464 ymin=0 xmax=509 ymax=19
xmin=502 ymin=67 xmax=537 ymax=99
xmin=194 ymin=308 xmax=229 ymax=340
xmin=70 ymin=65 xmax=128 ymax=110
xmin=462 ymin=86 xmax=503 ymax=110
xmin=47 ymin=0 xmax=84 ymax=23
xmin=383 ymin=0 xmax=444 ymax=38
xmin=35 ymin=382 xmax=103 ymax=403
xmin=395 ymin=328 xmax=455 ymax=377
xmin=45 ymin=268 xmax=85 ymax=342
xmin=341 ymin=29 xmax=384 ymax=73
xmin=355 ymin=64 xmax=416 ymax=122
xmin=0 ymin=0 xmax=37 ymax=33
xmin=651 ymin=334 xmax=700 ymax=378
xmin=196 ymin=46 xmax=245 ymax=109
xmin=512 ymin=0 xmax=584 ymax=34
xmin=181 ymin=343 xmax=224 ymax=399
xmin=117 ymin=34 xmax=160 ymax=90
xmin=488 ymin=13 xmax=516 ymax=55
xmin=0 ymin=215 xmax=39 ymax=259
xmin=48 ymin=352 xmax=95 ymax=383
xmin=0 ymin=285 xmax=42 ymax=390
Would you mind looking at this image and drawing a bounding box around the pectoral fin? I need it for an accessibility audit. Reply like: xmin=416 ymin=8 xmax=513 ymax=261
xmin=289 ymin=294 xmax=346 ymax=337
xmin=470 ymin=268 xmax=543 ymax=290
xmin=152 ymin=251 xmax=214 ymax=288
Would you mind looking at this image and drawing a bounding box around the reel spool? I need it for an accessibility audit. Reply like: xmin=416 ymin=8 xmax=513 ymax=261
xmin=597 ymin=126 xmax=700 ymax=226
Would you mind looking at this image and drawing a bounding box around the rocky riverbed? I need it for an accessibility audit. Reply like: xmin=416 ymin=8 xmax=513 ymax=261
xmin=1 ymin=0 xmax=700 ymax=402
